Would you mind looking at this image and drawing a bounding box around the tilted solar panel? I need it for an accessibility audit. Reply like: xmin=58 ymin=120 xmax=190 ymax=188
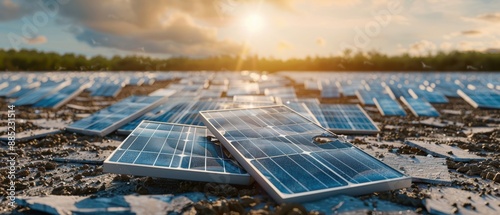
xmin=200 ymin=105 xmax=410 ymax=203
xmin=373 ymin=98 xmax=407 ymax=116
xmin=457 ymin=89 xmax=500 ymax=109
xmin=400 ymin=97 xmax=440 ymax=117
xmin=67 ymin=96 xmax=168 ymax=136
xmin=320 ymin=104 xmax=380 ymax=134
xmin=104 ymin=121 xmax=251 ymax=185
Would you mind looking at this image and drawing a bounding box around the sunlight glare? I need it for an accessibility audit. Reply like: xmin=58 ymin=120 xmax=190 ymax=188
xmin=244 ymin=14 xmax=265 ymax=33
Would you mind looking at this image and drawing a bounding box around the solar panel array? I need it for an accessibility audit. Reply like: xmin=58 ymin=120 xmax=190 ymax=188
xmin=400 ymin=97 xmax=440 ymax=117
xmin=200 ymin=106 xmax=410 ymax=203
xmin=104 ymin=121 xmax=251 ymax=185
xmin=13 ymin=81 xmax=70 ymax=106
xmin=373 ymin=98 xmax=407 ymax=116
xmin=320 ymin=104 xmax=380 ymax=134
xmin=67 ymin=96 xmax=168 ymax=136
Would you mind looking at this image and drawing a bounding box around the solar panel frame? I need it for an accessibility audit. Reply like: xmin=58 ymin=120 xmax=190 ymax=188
xmin=200 ymin=105 xmax=410 ymax=203
xmin=104 ymin=121 xmax=252 ymax=185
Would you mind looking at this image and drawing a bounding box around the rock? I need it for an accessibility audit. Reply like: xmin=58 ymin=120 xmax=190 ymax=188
xmin=45 ymin=162 xmax=57 ymax=170
xmin=74 ymin=174 xmax=83 ymax=181
xmin=136 ymin=186 xmax=149 ymax=195
xmin=457 ymin=166 xmax=470 ymax=173
xmin=240 ymin=195 xmax=258 ymax=208
xmin=493 ymin=173 xmax=500 ymax=183
xmin=17 ymin=169 xmax=30 ymax=177
xmin=486 ymin=172 xmax=496 ymax=180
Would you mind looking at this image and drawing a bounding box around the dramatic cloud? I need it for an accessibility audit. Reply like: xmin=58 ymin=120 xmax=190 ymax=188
xmin=48 ymin=0 xmax=245 ymax=56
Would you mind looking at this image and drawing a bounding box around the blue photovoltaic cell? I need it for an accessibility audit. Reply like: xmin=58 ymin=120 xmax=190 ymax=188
xmin=373 ymin=98 xmax=407 ymax=116
xmin=0 ymin=84 xmax=20 ymax=97
xmin=91 ymin=84 xmax=122 ymax=97
xmin=33 ymin=84 xmax=85 ymax=108
xmin=356 ymin=90 xmax=392 ymax=105
xmin=104 ymin=121 xmax=250 ymax=185
xmin=320 ymin=104 xmax=379 ymax=134
xmin=409 ymin=88 xmax=449 ymax=103
xmin=13 ymin=82 xmax=69 ymax=106
xmin=321 ymin=84 xmax=341 ymax=98
xmin=200 ymin=106 xmax=410 ymax=203
xmin=282 ymin=101 xmax=320 ymax=125
xmin=67 ymin=96 xmax=167 ymax=136
xmin=457 ymin=89 xmax=500 ymax=109
xmin=400 ymin=97 xmax=440 ymax=117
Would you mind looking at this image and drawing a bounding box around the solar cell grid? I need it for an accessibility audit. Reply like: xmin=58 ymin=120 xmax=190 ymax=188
xmin=400 ymin=97 xmax=440 ymax=117
xmin=200 ymin=105 xmax=410 ymax=203
xmin=320 ymin=104 xmax=379 ymax=134
xmin=457 ymin=89 xmax=500 ymax=109
xmin=104 ymin=121 xmax=251 ymax=185
xmin=373 ymin=98 xmax=407 ymax=116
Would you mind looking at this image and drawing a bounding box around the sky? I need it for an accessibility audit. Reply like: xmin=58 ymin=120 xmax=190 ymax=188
xmin=1 ymin=0 xmax=500 ymax=59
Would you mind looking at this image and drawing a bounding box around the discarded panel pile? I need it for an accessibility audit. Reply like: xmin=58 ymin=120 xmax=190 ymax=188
xmin=199 ymin=105 xmax=411 ymax=203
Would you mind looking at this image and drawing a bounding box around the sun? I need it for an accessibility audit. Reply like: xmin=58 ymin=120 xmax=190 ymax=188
xmin=244 ymin=14 xmax=265 ymax=33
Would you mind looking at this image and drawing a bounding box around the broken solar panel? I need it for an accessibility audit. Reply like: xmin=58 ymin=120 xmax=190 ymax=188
xmin=67 ymin=96 xmax=168 ymax=136
xmin=320 ymin=104 xmax=379 ymax=134
xmin=373 ymin=98 xmax=407 ymax=116
xmin=104 ymin=121 xmax=251 ymax=185
xmin=200 ymin=106 xmax=410 ymax=203
xmin=400 ymin=97 xmax=440 ymax=117
xmin=457 ymin=89 xmax=500 ymax=109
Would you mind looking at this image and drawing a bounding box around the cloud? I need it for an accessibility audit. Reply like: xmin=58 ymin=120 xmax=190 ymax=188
xmin=461 ymin=30 xmax=482 ymax=37
xmin=476 ymin=12 xmax=500 ymax=23
xmin=38 ymin=0 xmax=245 ymax=56
xmin=24 ymin=35 xmax=47 ymax=44
xmin=0 ymin=0 xmax=34 ymax=21
xmin=407 ymin=40 xmax=436 ymax=55
xmin=316 ymin=37 xmax=325 ymax=46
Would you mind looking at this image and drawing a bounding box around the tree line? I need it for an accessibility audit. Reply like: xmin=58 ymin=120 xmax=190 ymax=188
xmin=1 ymin=49 xmax=500 ymax=72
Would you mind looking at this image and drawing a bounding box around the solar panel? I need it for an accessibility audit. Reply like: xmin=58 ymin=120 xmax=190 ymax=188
xmin=118 ymin=100 xmax=194 ymax=134
xmin=0 ymin=84 xmax=20 ymax=97
xmin=233 ymin=95 xmax=276 ymax=104
xmin=320 ymin=104 xmax=380 ymax=134
xmin=373 ymin=98 xmax=407 ymax=116
xmin=408 ymin=88 xmax=449 ymax=103
xmin=304 ymin=80 xmax=321 ymax=90
xmin=200 ymin=106 xmax=410 ymax=203
xmin=13 ymin=81 xmax=70 ymax=106
xmin=400 ymin=97 xmax=440 ymax=117
xmin=355 ymin=90 xmax=392 ymax=106
xmin=33 ymin=83 xmax=89 ymax=109
xmin=264 ymin=87 xmax=297 ymax=99
xmin=90 ymin=84 xmax=123 ymax=97
xmin=104 ymin=121 xmax=251 ymax=185
xmin=67 ymin=96 xmax=168 ymax=136
xmin=457 ymin=89 xmax=500 ymax=109
xmin=282 ymin=100 xmax=320 ymax=125
xmin=320 ymin=84 xmax=341 ymax=99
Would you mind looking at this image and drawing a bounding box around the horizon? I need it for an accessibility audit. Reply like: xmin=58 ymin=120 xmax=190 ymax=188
xmin=1 ymin=0 xmax=500 ymax=60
